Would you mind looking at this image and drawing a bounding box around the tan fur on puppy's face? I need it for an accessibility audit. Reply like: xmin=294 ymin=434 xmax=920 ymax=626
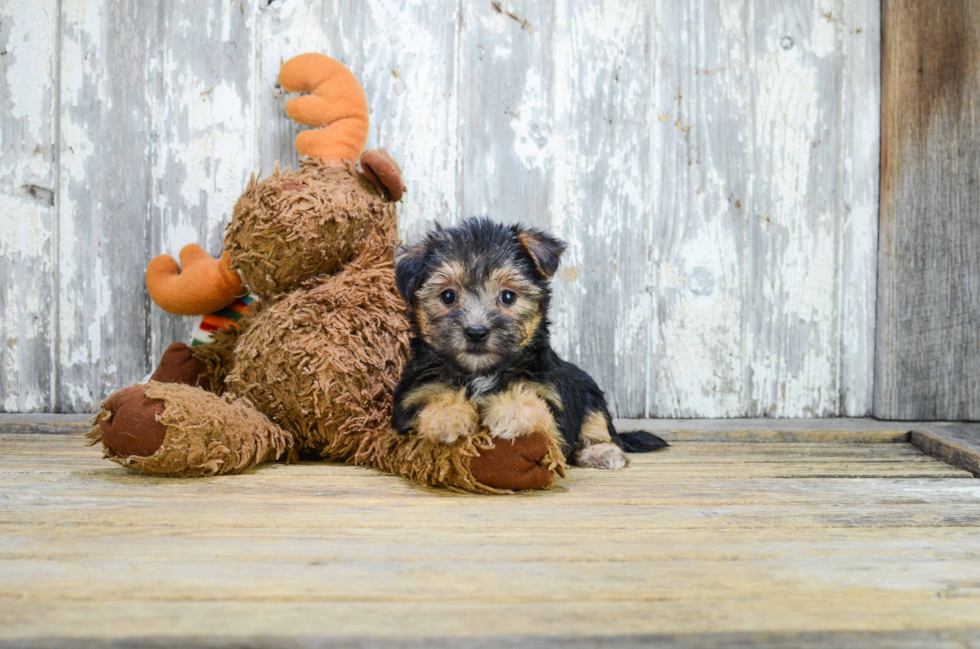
xmin=414 ymin=259 xmax=545 ymax=374
xmin=394 ymin=219 xmax=565 ymax=377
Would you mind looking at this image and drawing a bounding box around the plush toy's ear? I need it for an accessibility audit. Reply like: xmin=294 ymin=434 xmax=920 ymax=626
xmin=394 ymin=243 xmax=429 ymax=303
xmin=361 ymin=149 xmax=406 ymax=202
xmin=513 ymin=226 xmax=567 ymax=279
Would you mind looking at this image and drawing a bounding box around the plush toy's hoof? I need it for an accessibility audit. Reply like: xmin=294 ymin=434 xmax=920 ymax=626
xmin=99 ymin=385 xmax=167 ymax=457
xmin=149 ymin=342 xmax=210 ymax=390
xmin=469 ymin=433 xmax=555 ymax=491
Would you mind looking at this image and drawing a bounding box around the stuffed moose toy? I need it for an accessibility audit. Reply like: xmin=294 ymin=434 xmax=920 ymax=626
xmin=88 ymin=54 xmax=565 ymax=493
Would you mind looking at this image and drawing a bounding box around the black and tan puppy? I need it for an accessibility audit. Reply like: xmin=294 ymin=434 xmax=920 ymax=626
xmin=392 ymin=217 xmax=667 ymax=469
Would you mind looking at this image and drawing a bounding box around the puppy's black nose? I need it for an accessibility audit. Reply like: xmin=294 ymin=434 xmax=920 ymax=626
xmin=464 ymin=325 xmax=490 ymax=342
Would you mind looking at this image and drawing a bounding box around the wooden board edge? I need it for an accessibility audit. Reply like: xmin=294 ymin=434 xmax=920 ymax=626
xmin=615 ymin=419 xmax=911 ymax=443
xmin=910 ymin=427 xmax=980 ymax=478
xmin=2 ymin=629 xmax=980 ymax=649
xmin=658 ymin=430 xmax=911 ymax=444
xmin=0 ymin=417 xmax=917 ymax=443
xmin=0 ymin=414 xmax=92 ymax=435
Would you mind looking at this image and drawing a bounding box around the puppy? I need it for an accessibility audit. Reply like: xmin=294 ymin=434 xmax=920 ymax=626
xmin=392 ymin=217 xmax=667 ymax=469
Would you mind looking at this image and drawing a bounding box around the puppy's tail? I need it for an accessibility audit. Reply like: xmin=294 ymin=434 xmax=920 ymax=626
xmin=611 ymin=430 xmax=669 ymax=453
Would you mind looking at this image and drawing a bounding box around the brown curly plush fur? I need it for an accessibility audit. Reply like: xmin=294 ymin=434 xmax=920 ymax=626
xmin=89 ymin=156 xmax=565 ymax=492
xmin=226 ymin=160 xmax=396 ymax=300
xmin=353 ymin=429 xmax=565 ymax=495
xmin=227 ymin=249 xmax=410 ymax=459
xmin=87 ymin=382 xmax=292 ymax=477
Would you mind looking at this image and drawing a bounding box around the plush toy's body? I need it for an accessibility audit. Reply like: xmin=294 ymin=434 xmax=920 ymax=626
xmin=88 ymin=54 xmax=564 ymax=493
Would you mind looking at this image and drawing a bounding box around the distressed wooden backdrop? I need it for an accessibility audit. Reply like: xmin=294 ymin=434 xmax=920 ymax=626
xmin=1 ymin=0 xmax=881 ymax=417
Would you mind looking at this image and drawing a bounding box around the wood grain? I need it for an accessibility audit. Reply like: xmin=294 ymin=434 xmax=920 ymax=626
xmin=839 ymin=0 xmax=882 ymax=416
xmin=0 ymin=0 xmax=57 ymax=412
xmin=876 ymin=0 xmax=980 ymax=420
xmin=456 ymin=0 xmax=552 ymax=227
xmin=145 ymin=0 xmax=257 ymax=368
xmin=548 ymin=0 xmax=655 ymax=416
xmin=3 ymin=1 xmax=883 ymax=416
xmin=55 ymin=0 xmax=258 ymax=411
xmin=254 ymin=0 xmax=459 ymax=242
xmin=4 ymin=631 xmax=980 ymax=649
xmin=910 ymin=423 xmax=980 ymax=477
xmin=645 ymin=0 xmax=881 ymax=418
xmin=0 ymin=430 xmax=977 ymax=643
xmin=57 ymin=0 xmax=156 ymax=410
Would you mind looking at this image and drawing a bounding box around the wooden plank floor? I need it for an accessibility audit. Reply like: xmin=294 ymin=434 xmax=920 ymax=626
xmin=1 ymin=420 xmax=979 ymax=647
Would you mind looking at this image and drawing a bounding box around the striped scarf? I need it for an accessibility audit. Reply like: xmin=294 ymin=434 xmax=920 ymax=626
xmin=190 ymin=295 xmax=256 ymax=347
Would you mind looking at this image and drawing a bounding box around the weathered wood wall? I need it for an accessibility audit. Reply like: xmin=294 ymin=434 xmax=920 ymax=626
xmin=876 ymin=0 xmax=980 ymax=420
xmin=0 ymin=0 xmax=880 ymax=417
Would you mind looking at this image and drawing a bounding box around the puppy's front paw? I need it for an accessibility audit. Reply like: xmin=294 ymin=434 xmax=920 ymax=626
xmin=481 ymin=383 xmax=558 ymax=441
xmin=415 ymin=389 xmax=481 ymax=444
xmin=574 ymin=442 xmax=630 ymax=470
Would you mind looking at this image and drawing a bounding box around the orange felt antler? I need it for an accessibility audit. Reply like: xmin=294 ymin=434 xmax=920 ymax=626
xmin=146 ymin=245 xmax=244 ymax=316
xmin=279 ymin=53 xmax=369 ymax=164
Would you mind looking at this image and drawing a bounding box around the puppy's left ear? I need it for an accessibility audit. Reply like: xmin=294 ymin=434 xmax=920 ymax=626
xmin=513 ymin=226 xmax=567 ymax=279
xmin=394 ymin=243 xmax=428 ymax=303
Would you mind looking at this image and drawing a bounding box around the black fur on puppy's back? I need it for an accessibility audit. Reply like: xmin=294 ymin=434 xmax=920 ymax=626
xmin=540 ymin=350 xmax=668 ymax=456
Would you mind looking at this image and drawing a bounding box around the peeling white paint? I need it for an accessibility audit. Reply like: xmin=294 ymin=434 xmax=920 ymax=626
xmin=0 ymin=193 xmax=48 ymax=258
xmin=0 ymin=0 xmax=57 ymax=411
xmin=511 ymin=69 xmax=551 ymax=172
xmin=808 ymin=1 xmax=839 ymax=58
xmin=1 ymin=0 xmax=879 ymax=416
xmin=256 ymin=0 xmax=458 ymax=242
xmin=3 ymin=0 xmax=54 ymax=145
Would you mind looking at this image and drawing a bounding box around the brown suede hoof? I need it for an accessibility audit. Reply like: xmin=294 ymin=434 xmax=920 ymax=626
xmin=150 ymin=342 xmax=210 ymax=391
xmin=100 ymin=385 xmax=167 ymax=457
xmin=469 ymin=433 xmax=554 ymax=491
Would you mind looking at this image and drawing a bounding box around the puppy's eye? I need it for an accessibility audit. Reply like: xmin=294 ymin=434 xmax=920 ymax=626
xmin=499 ymin=290 xmax=517 ymax=306
xmin=439 ymin=289 xmax=457 ymax=306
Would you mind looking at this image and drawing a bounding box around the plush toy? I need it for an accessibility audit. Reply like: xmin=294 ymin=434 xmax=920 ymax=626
xmin=87 ymin=53 xmax=565 ymax=493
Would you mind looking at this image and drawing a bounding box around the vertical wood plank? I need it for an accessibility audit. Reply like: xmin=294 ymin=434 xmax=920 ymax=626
xmin=58 ymin=0 xmax=255 ymax=411
xmin=549 ymin=0 xmax=655 ymax=415
xmin=0 ymin=0 xmax=884 ymax=416
xmin=255 ymin=0 xmax=458 ymax=242
xmin=646 ymin=0 xmax=750 ymax=417
xmin=146 ymin=0 xmax=257 ymax=363
xmin=58 ymin=0 xmax=157 ymax=410
xmin=0 ymin=0 xmax=57 ymax=412
xmin=744 ymin=0 xmax=855 ymax=418
xmin=838 ymin=0 xmax=880 ymax=416
xmin=647 ymin=0 xmax=878 ymax=418
xmin=876 ymin=0 xmax=980 ymax=420
xmin=456 ymin=1 xmax=552 ymax=226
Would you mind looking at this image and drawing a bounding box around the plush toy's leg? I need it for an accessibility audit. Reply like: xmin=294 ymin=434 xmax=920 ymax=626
xmin=189 ymin=320 xmax=245 ymax=395
xmin=353 ymin=427 xmax=566 ymax=495
xmin=150 ymin=342 xmax=211 ymax=390
xmin=88 ymin=382 xmax=291 ymax=477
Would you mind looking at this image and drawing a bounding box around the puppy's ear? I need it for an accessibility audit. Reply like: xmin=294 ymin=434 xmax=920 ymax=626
xmin=394 ymin=243 xmax=428 ymax=302
xmin=514 ymin=226 xmax=567 ymax=279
